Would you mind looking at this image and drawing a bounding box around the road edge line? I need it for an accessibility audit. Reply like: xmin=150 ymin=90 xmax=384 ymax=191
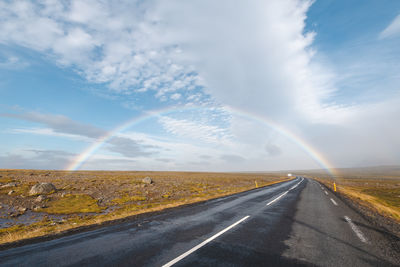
xmin=344 ymin=216 xmax=368 ymax=243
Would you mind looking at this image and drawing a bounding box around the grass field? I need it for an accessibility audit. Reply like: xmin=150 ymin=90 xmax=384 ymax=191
xmin=0 ymin=169 xmax=291 ymax=245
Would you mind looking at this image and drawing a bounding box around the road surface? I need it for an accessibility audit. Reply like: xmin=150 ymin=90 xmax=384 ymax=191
xmin=0 ymin=177 xmax=399 ymax=266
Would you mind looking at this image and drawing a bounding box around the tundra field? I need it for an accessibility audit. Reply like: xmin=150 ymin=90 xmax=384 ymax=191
xmin=0 ymin=169 xmax=291 ymax=245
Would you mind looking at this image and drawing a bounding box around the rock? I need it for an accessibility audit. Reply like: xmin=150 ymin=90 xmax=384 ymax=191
xmin=18 ymin=207 xmax=27 ymax=213
xmin=142 ymin=177 xmax=153 ymax=184
xmin=0 ymin=205 xmax=2 ymax=209
xmin=61 ymin=192 xmax=66 ymax=198
xmin=141 ymin=184 xmax=146 ymax=188
xmin=29 ymin=183 xmax=56 ymax=196
xmin=35 ymin=195 xmax=47 ymax=202
xmin=1 ymin=182 xmax=17 ymax=189
xmin=8 ymin=190 xmax=14 ymax=195
xmin=33 ymin=206 xmax=41 ymax=211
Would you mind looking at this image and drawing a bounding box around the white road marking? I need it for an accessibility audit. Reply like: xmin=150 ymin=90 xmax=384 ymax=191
xmin=289 ymin=177 xmax=304 ymax=190
xmin=344 ymin=216 xmax=368 ymax=243
xmin=324 ymin=190 xmax=328 ymax=195
xmin=162 ymin=216 xmax=250 ymax=267
xmin=266 ymin=191 xmax=288 ymax=206
xmin=330 ymin=198 xmax=338 ymax=206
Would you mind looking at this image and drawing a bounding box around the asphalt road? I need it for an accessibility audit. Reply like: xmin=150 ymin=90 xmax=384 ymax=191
xmin=0 ymin=177 xmax=399 ymax=266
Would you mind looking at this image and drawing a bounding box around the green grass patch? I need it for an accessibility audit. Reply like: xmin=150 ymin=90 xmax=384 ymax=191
xmin=43 ymin=194 xmax=104 ymax=214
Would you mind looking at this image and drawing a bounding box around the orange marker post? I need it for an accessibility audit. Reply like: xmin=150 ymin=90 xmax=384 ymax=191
xmin=333 ymin=182 xmax=337 ymax=192
xmin=255 ymin=181 xmax=258 ymax=188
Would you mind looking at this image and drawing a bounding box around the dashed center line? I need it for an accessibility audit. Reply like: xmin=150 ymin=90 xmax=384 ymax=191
xmin=330 ymin=198 xmax=338 ymax=206
xmin=324 ymin=190 xmax=328 ymax=195
xmin=164 ymin=178 xmax=304 ymax=266
xmin=162 ymin=215 xmax=250 ymax=267
xmin=344 ymin=216 xmax=368 ymax=243
xmin=268 ymin=178 xmax=303 ymax=206
xmin=266 ymin=191 xmax=288 ymax=206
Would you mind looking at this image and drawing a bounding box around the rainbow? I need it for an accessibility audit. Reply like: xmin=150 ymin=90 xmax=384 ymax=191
xmin=66 ymin=106 xmax=335 ymax=176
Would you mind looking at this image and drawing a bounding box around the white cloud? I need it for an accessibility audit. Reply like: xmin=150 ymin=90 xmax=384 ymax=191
xmin=151 ymin=0 xmax=348 ymax=123
xmin=0 ymin=54 xmax=29 ymax=69
xmin=158 ymin=115 xmax=232 ymax=144
xmin=170 ymin=93 xmax=181 ymax=100
xmin=380 ymin=14 xmax=400 ymax=39
xmin=0 ymin=0 xmax=344 ymax=120
xmin=10 ymin=127 xmax=91 ymax=142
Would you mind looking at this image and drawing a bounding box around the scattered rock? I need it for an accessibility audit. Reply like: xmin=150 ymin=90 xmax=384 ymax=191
xmin=35 ymin=195 xmax=47 ymax=202
xmin=8 ymin=190 xmax=14 ymax=195
xmin=1 ymin=182 xmax=17 ymax=189
xmin=142 ymin=177 xmax=153 ymax=184
xmin=33 ymin=206 xmax=40 ymax=211
xmin=61 ymin=192 xmax=66 ymax=198
xmin=0 ymin=205 xmax=2 ymax=209
xmin=29 ymin=183 xmax=56 ymax=196
xmin=141 ymin=184 xmax=146 ymax=188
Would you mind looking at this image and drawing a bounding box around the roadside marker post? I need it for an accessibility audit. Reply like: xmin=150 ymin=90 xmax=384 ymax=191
xmin=334 ymin=182 xmax=337 ymax=192
xmin=255 ymin=181 xmax=258 ymax=188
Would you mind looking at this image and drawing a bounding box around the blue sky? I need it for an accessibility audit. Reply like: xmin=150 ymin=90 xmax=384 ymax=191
xmin=1 ymin=0 xmax=399 ymax=171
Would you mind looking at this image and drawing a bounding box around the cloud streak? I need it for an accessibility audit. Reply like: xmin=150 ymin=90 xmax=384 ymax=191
xmin=1 ymin=111 xmax=157 ymax=158
xmin=380 ymin=14 xmax=400 ymax=39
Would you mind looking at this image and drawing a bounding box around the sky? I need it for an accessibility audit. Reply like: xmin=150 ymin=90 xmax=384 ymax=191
xmin=0 ymin=0 xmax=399 ymax=172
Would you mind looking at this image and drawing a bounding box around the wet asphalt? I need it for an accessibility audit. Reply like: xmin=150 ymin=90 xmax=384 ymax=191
xmin=0 ymin=177 xmax=398 ymax=267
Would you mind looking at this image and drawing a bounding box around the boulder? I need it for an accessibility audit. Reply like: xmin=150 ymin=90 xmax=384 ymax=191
xmin=8 ymin=190 xmax=14 ymax=195
xmin=29 ymin=183 xmax=56 ymax=196
xmin=142 ymin=177 xmax=153 ymax=184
